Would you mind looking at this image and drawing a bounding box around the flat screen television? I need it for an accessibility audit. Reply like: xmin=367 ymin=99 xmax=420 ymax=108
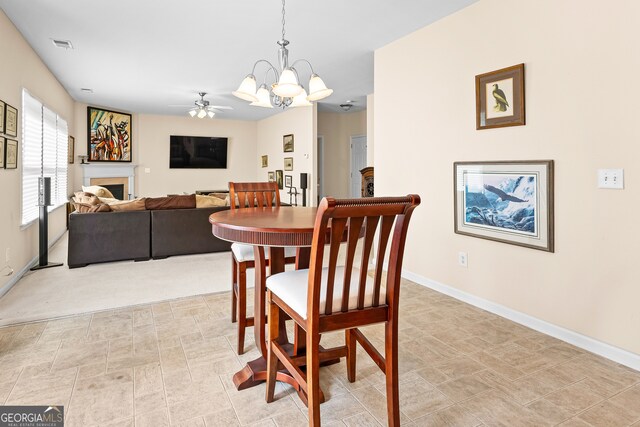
xmin=170 ymin=135 xmax=228 ymax=169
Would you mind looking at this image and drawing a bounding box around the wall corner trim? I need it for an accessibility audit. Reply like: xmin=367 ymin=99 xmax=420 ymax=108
xmin=402 ymin=269 xmax=640 ymax=372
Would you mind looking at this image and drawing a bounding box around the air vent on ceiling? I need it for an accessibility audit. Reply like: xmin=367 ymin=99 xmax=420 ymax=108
xmin=80 ymin=88 xmax=93 ymax=94
xmin=51 ymin=39 xmax=73 ymax=49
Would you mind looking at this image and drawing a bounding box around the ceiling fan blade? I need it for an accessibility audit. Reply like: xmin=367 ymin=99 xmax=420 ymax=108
xmin=208 ymin=105 xmax=233 ymax=110
xmin=167 ymin=104 xmax=196 ymax=107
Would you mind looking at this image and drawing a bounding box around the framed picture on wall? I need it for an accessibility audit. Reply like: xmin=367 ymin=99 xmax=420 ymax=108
xmin=68 ymin=136 xmax=75 ymax=164
xmin=0 ymin=100 xmax=5 ymax=134
xmin=284 ymin=157 xmax=293 ymax=171
xmin=0 ymin=137 xmax=5 ymax=168
xmin=475 ymin=63 xmax=525 ymax=130
xmin=261 ymin=155 xmax=268 ymax=168
xmin=454 ymin=160 xmax=554 ymax=252
xmin=268 ymin=171 xmax=275 ymax=182
xmin=275 ymin=169 xmax=284 ymax=189
xmin=283 ymin=134 xmax=294 ymax=152
xmin=4 ymin=103 xmax=18 ymax=138
xmin=87 ymin=106 xmax=132 ymax=162
xmin=285 ymin=175 xmax=292 ymax=188
xmin=5 ymin=139 xmax=18 ymax=169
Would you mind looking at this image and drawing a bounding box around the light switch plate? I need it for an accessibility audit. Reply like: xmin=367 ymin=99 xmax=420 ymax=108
xmin=598 ymin=169 xmax=624 ymax=189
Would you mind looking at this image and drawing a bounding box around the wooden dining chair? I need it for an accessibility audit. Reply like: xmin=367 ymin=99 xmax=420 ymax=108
xmin=228 ymin=181 xmax=297 ymax=354
xmin=264 ymin=195 xmax=420 ymax=426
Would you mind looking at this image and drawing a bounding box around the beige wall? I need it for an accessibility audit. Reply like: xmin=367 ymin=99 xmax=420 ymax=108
xmin=375 ymin=0 xmax=640 ymax=355
xmin=317 ymin=110 xmax=367 ymax=198
xmin=0 ymin=11 xmax=75 ymax=293
xmin=257 ymin=105 xmax=317 ymax=205
xmin=366 ymin=94 xmax=374 ymax=167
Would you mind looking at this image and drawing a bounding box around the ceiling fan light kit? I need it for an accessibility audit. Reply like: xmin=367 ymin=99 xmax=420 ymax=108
xmin=187 ymin=92 xmax=232 ymax=119
xmin=232 ymin=0 xmax=332 ymax=109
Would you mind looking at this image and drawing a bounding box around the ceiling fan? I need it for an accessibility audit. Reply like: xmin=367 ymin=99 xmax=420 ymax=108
xmin=169 ymin=92 xmax=233 ymax=118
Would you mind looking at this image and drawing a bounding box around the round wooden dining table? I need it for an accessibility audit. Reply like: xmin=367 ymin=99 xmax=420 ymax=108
xmin=209 ymin=206 xmax=339 ymax=404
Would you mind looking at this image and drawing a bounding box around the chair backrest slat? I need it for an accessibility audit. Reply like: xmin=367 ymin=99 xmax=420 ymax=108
xmin=229 ymin=182 xmax=281 ymax=210
xmin=324 ymin=218 xmax=347 ymax=315
xmin=357 ymin=216 xmax=380 ymax=309
xmin=308 ymin=196 xmax=420 ymax=320
xmin=372 ymin=215 xmax=395 ymax=307
xmin=341 ymin=217 xmax=364 ymax=312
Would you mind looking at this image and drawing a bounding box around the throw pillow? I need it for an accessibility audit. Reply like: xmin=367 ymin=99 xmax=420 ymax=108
xmin=109 ymin=198 xmax=147 ymax=212
xmin=195 ymin=194 xmax=227 ymax=208
xmin=82 ymin=185 xmax=115 ymax=199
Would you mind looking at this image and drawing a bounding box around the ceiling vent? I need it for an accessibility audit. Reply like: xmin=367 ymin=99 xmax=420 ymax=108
xmin=51 ymin=39 xmax=73 ymax=49
xmin=339 ymin=103 xmax=353 ymax=112
xmin=80 ymin=88 xmax=93 ymax=94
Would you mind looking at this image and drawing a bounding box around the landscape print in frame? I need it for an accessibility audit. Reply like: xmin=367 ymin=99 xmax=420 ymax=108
xmin=87 ymin=106 xmax=132 ymax=162
xmin=454 ymin=160 xmax=553 ymax=252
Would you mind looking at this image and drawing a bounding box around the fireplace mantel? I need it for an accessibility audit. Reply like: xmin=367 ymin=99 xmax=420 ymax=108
xmin=81 ymin=163 xmax=138 ymax=199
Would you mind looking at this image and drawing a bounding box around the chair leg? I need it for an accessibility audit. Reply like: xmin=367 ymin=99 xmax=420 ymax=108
xmin=231 ymin=256 xmax=237 ymax=323
xmin=307 ymin=329 xmax=321 ymax=426
xmin=237 ymin=262 xmax=247 ymax=355
xmin=384 ymin=320 xmax=401 ymax=427
xmin=265 ymin=291 xmax=279 ymax=403
xmin=346 ymin=328 xmax=357 ymax=383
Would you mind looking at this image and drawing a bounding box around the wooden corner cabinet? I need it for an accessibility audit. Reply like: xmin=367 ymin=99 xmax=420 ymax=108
xmin=360 ymin=167 xmax=374 ymax=197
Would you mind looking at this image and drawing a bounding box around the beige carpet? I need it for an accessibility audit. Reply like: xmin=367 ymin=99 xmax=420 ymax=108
xmin=0 ymin=233 xmax=247 ymax=326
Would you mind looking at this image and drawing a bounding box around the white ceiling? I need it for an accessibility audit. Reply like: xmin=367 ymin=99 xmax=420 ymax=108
xmin=0 ymin=0 xmax=477 ymax=121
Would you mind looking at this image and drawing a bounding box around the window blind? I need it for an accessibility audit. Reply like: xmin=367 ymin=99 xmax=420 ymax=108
xmin=21 ymin=91 xmax=69 ymax=225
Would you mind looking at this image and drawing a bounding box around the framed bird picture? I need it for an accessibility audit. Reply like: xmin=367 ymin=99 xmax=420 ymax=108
xmin=454 ymin=160 xmax=554 ymax=252
xmin=475 ymin=64 xmax=525 ymax=130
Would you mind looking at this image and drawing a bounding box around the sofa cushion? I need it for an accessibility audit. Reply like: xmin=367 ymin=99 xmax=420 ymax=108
xmin=110 ymin=198 xmax=147 ymax=211
xmin=196 ymin=194 xmax=227 ymax=208
xmin=82 ymin=185 xmax=115 ymax=199
xmin=145 ymin=194 xmax=196 ymax=210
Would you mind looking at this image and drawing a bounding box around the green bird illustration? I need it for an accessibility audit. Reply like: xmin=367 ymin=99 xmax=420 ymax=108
xmin=492 ymin=83 xmax=509 ymax=112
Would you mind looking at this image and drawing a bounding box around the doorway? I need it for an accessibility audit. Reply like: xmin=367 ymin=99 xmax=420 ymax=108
xmin=350 ymin=135 xmax=367 ymax=197
xmin=317 ymin=136 xmax=325 ymax=204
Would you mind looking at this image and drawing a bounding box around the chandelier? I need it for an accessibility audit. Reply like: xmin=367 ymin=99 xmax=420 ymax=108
xmin=232 ymin=0 xmax=333 ymax=109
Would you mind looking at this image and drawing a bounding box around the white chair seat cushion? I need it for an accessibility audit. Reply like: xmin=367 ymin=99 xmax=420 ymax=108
xmin=266 ymin=267 xmax=375 ymax=319
xmin=231 ymin=243 xmax=297 ymax=263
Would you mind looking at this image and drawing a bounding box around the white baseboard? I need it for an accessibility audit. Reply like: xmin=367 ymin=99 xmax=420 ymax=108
xmin=0 ymin=230 xmax=67 ymax=298
xmin=402 ymin=269 xmax=640 ymax=372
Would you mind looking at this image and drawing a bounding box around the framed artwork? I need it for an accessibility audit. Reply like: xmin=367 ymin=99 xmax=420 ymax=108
xmin=87 ymin=106 xmax=132 ymax=162
xmin=285 ymin=175 xmax=292 ymax=188
xmin=284 ymin=157 xmax=293 ymax=171
xmin=283 ymin=134 xmax=294 ymax=152
xmin=4 ymin=139 xmax=18 ymax=169
xmin=68 ymin=136 xmax=75 ymax=164
xmin=0 ymin=100 xmax=5 ymax=134
xmin=275 ymin=169 xmax=284 ymax=189
xmin=475 ymin=63 xmax=525 ymax=130
xmin=0 ymin=137 xmax=5 ymax=168
xmin=268 ymin=171 xmax=275 ymax=182
xmin=4 ymin=103 xmax=18 ymax=138
xmin=454 ymin=160 xmax=554 ymax=252
xmin=261 ymin=155 xmax=268 ymax=168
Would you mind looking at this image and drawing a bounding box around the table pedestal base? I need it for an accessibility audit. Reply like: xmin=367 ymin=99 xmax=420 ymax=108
xmin=232 ymin=343 xmax=341 ymax=406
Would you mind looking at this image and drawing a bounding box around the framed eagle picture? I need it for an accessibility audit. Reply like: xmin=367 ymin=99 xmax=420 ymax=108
xmin=454 ymin=160 xmax=554 ymax=252
xmin=475 ymin=64 xmax=525 ymax=130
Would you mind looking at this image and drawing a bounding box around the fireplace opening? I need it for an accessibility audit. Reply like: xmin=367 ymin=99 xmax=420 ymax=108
xmin=102 ymin=184 xmax=125 ymax=200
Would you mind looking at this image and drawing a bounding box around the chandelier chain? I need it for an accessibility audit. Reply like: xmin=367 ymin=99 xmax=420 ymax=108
xmin=281 ymin=0 xmax=286 ymax=41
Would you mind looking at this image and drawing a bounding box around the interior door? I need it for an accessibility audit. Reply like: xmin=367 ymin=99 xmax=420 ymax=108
xmin=350 ymin=135 xmax=367 ymax=197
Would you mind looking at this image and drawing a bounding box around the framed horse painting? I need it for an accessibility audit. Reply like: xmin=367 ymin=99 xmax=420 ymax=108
xmin=87 ymin=106 xmax=132 ymax=162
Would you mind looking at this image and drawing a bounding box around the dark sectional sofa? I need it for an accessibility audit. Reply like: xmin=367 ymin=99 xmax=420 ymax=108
xmin=67 ymin=206 xmax=231 ymax=268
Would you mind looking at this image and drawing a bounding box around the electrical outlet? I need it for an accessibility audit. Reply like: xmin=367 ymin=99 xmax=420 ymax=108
xmin=458 ymin=251 xmax=468 ymax=268
xmin=5 ymin=248 xmax=10 ymax=263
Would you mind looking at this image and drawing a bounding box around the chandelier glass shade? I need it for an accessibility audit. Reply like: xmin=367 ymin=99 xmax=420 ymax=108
xmin=232 ymin=0 xmax=332 ymax=109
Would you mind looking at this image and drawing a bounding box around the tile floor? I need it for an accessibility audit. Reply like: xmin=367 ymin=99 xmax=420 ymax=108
xmin=0 ymin=280 xmax=639 ymax=426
